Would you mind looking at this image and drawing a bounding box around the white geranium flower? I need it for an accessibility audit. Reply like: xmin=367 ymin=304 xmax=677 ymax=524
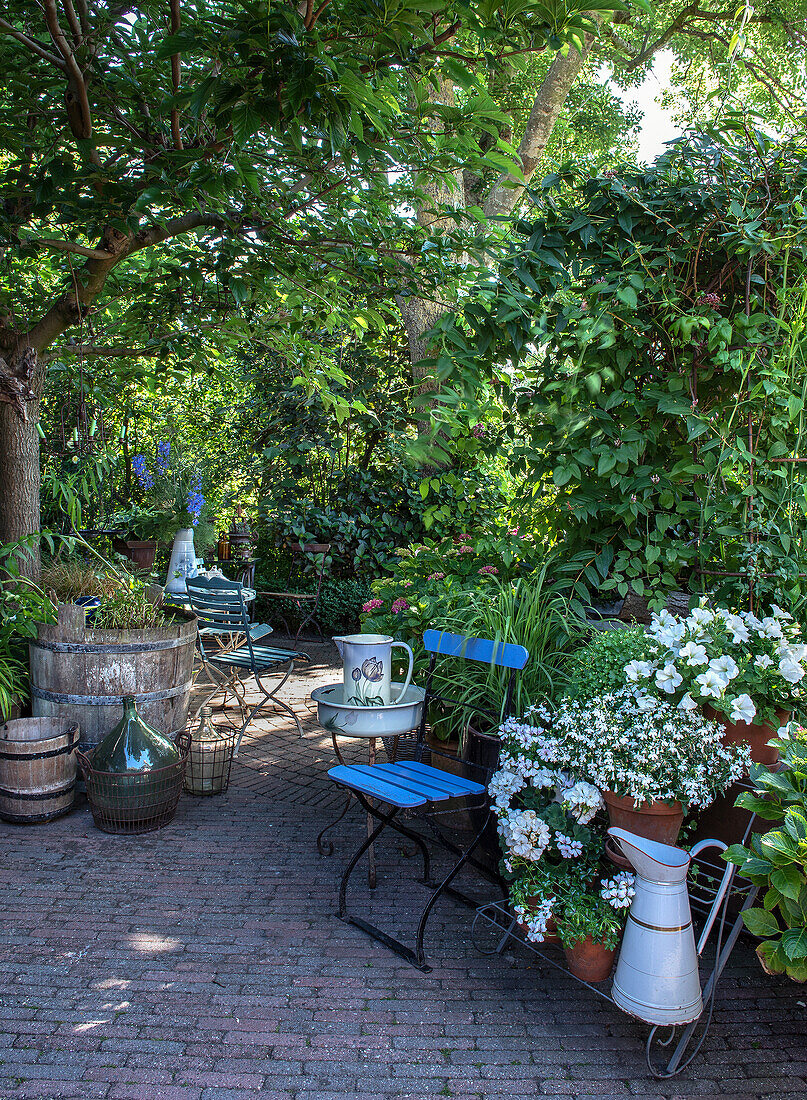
xmin=679 ymin=641 xmax=708 ymax=666
xmin=624 ymin=660 xmax=653 ymax=682
xmin=655 ymin=663 xmax=683 ymax=694
xmin=560 ymin=780 xmax=603 ymax=824
xmin=709 ymin=655 xmax=739 ymax=681
xmin=729 ymin=693 xmax=756 ymax=724
xmin=754 ymin=654 xmax=773 ymax=669
xmin=677 ymin=692 xmax=698 ymax=711
xmin=695 ymin=669 xmax=727 ymax=699
xmin=779 ymin=657 xmax=805 ymax=684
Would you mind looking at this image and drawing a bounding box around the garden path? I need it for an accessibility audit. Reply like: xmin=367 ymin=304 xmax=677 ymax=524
xmin=0 ymin=638 xmax=804 ymax=1100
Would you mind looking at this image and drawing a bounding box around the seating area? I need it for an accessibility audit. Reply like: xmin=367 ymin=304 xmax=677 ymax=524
xmin=0 ymin=640 xmax=803 ymax=1100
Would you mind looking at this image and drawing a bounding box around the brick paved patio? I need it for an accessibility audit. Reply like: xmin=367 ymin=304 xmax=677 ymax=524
xmin=0 ymin=638 xmax=805 ymax=1100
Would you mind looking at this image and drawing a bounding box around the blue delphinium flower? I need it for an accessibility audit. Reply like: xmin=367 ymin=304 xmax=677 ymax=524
xmin=186 ymin=476 xmax=204 ymax=526
xmin=132 ymin=454 xmax=154 ymax=490
xmin=156 ymin=440 xmax=171 ymax=474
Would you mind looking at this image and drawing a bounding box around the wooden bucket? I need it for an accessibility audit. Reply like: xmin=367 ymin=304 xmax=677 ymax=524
xmin=30 ymin=604 xmax=197 ymax=756
xmin=0 ymin=717 xmax=80 ymax=823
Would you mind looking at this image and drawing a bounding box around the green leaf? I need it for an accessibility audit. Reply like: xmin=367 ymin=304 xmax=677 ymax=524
xmin=772 ymin=864 xmax=804 ymax=902
xmin=742 ymin=907 xmax=780 ymax=938
xmin=781 ymin=927 xmax=807 ymax=960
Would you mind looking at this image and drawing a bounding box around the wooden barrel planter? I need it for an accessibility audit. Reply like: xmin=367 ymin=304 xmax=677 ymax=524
xmin=30 ymin=604 xmax=197 ymax=756
xmin=0 ymin=717 xmax=80 ymax=823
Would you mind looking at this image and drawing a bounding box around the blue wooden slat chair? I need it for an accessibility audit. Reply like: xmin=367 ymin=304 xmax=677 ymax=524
xmin=186 ymin=576 xmax=310 ymax=751
xmin=328 ymin=628 xmax=529 ymax=972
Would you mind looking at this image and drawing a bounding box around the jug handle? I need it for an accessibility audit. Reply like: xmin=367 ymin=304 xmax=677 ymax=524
xmin=690 ymin=838 xmax=733 ymax=955
xmin=390 ymin=642 xmax=414 ymax=703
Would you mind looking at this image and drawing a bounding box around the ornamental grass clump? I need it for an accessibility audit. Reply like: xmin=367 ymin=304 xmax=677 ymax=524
xmin=625 ymin=602 xmax=807 ymax=725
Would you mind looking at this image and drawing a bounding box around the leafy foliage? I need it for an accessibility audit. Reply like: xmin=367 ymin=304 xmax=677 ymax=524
xmin=725 ymin=727 xmax=807 ymax=981
xmin=429 ymin=126 xmax=807 ymax=610
xmin=562 ymin=627 xmax=654 ymax=700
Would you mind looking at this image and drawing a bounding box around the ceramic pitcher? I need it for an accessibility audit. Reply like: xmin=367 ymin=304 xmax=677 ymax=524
xmin=333 ymin=633 xmax=414 ymax=706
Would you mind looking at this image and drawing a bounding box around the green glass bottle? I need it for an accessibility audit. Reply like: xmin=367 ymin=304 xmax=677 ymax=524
xmin=93 ymin=696 xmax=180 ymax=772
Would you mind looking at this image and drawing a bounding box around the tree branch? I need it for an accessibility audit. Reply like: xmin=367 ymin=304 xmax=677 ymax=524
xmin=169 ymin=0 xmax=184 ymax=150
xmin=43 ymin=0 xmax=93 ymax=138
xmin=62 ymin=0 xmax=83 ymax=47
xmin=23 ymin=236 xmax=115 ymax=261
xmin=0 ymin=17 xmax=66 ymax=69
xmin=484 ymin=19 xmax=601 ymax=220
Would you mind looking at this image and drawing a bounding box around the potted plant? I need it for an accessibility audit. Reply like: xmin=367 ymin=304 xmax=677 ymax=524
xmin=125 ymin=443 xmax=213 ymax=594
xmin=625 ymin=602 xmax=807 ymax=764
xmin=110 ymin=504 xmax=165 ymax=568
xmin=491 ymin=718 xmax=636 ymax=971
xmin=724 ymin=726 xmax=807 ymax=981
xmin=548 ymin=690 xmax=750 ymax=851
xmin=558 ymin=888 xmax=625 ymax=982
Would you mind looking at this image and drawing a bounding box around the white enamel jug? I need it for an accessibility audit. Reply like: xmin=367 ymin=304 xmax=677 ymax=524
xmin=332 ymin=633 xmax=414 ymax=707
xmin=609 ymin=827 xmax=703 ymax=1026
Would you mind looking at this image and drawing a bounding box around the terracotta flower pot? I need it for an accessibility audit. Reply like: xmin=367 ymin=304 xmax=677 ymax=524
xmin=112 ymin=537 xmax=158 ymax=569
xmin=564 ymin=936 xmax=617 ymax=983
xmin=705 ymin=704 xmax=789 ymax=767
xmin=603 ymin=789 xmax=684 ymax=866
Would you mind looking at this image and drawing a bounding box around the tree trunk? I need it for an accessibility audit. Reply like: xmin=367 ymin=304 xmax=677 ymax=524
xmin=0 ymin=399 xmax=41 ymax=577
xmin=399 ymin=22 xmax=601 ymax=381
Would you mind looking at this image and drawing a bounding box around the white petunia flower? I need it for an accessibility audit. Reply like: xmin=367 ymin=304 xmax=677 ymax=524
xmin=679 ymin=641 xmax=708 ymax=666
xmin=761 ymin=617 xmax=785 ymax=640
xmin=677 ymin=692 xmax=698 ymax=711
xmin=655 ymin=663 xmax=683 ymax=694
xmin=695 ymin=669 xmax=727 ymax=699
xmin=690 ymin=606 xmax=715 ymax=626
xmin=754 ymin=654 xmax=773 ymax=669
xmin=729 ymin=693 xmax=756 ymax=724
xmin=709 ymin=655 xmax=739 ymax=681
xmin=779 ymin=657 xmax=805 ymax=685
xmin=624 ymin=660 xmax=654 ymax=682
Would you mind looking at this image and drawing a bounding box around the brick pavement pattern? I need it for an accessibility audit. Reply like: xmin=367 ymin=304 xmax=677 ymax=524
xmin=0 ymin=638 xmax=804 ymax=1100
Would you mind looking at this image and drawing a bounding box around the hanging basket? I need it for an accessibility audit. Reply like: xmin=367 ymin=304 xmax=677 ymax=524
xmin=77 ymin=731 xmax=190 ymax=835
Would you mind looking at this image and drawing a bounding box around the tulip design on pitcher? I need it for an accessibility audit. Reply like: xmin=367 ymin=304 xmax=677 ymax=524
xmin=348 ymin=656 xmax=385 ymax=706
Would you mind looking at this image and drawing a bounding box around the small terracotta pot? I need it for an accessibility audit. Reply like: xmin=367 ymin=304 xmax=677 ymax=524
xmin=603 ymin=789 xmax=684 ymax=850
xmin=112 ymin=537 xmax=158 ymax=569
xmin=564 ymin=936 xmax=617 ymax=983
xmin=705 ymin=704 xmax=789 ymax=767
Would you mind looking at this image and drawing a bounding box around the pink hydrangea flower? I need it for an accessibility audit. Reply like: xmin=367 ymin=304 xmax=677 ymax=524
xmin=478 ymin=566 xmax=499 ymax=575
xmin=457 ymin=545 xmax=475 ymax=554
xmin=362 ymin=599 xmax=384 ymax=613
xmin=427 ymin=572 xmax=446 ymax=581
xmin=698 ymin=292 xmax=721 ymax=308
xmin=391 ymin=598 xmax=410 ymax=615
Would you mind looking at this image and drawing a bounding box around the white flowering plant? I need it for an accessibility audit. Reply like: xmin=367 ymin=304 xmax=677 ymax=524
xmin=492 ymin=704 xmax=637 ymax=945
xmin=547 ymin=690 xmax=749 ymax=808
xmin=625 ymin=603 xmax=807 ymax=726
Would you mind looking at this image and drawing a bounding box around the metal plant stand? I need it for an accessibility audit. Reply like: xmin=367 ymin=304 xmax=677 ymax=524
xmin=472 ymin=839 xmax=760 ymax=1079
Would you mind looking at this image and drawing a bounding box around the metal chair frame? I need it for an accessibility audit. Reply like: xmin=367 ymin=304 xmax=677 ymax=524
xmin=186 ymin=576 xmax=310 ymax=752
xmin=327 ymin=629 xmax=529 ymax=972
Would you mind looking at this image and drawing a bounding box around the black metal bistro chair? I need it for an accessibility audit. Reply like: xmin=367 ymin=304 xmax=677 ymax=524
xmin=327 ymin=628 xmax=529 ymax=972
xmin=186 ymin=576 xmax=310 ymax=752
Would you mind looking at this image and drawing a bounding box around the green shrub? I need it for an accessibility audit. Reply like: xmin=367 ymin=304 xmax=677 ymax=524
xmin=562 ymin=627 xmax=653 ymax=700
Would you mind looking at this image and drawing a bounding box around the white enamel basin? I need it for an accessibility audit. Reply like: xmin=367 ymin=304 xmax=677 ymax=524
xmin=311 ymin=682 xmax=425 ymax=739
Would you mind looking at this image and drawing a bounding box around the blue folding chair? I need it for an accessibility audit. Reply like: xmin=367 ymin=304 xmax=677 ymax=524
xmin=186 ymin=576 xmax=310 ymax=751
xmin=328 ymin=628 xmax=529 ymax=971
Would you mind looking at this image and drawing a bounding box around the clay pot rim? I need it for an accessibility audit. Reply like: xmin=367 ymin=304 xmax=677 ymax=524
xmin=602 ymin=789 xmax=683 ymax=814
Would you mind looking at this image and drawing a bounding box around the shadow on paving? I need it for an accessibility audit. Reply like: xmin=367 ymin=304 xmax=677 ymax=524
xmin=0 ymin=636 xmax=804 ymax=1100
